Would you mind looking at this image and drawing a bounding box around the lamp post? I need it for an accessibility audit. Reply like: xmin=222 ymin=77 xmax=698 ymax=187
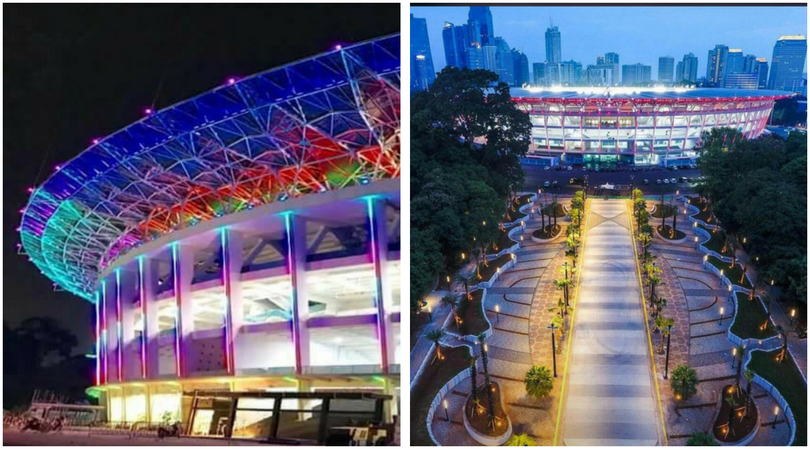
xmin=443 ymin=399 xmax=450 ymax=422
xmin=731 ymin=347 xmax=737 ymax=369
xmin=772 ymin=406 xmax=779 ymax=428
xmin=495 ymin=304 xmax=500 ymax=323
xmin=548 ymin=323 xmax=558 ymax=377
xmin=694 ymin=236 xmax=699 ymax=250
xmin=664 ymin=324 xmax=674 ymax=379
xmin=719 ymin=306 xmax=725 ymax=326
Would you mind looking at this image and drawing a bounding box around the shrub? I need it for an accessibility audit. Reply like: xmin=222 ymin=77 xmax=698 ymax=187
xmin=670 ymin=364 xmax=699 ymax=401
xmin=686 ymin=431 xmax=718 ymax=446
xmin=505 ymin=433 xmax=537 ymax=446
xmin=524 ymin=365 xmax=554 ymax=399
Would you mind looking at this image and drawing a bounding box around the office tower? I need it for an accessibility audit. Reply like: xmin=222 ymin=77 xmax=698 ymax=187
xmin=558 ymin=60 xmax=582 ymax=85
xmin=768 ymin=35 xmax=807 ymax=91
xmin=533 ymin=62 xmax=547 ymax=86
xmin=482 ymin=44 xmax=497 ymax=71
xmin=442 ymin=22 xmax=462 ymax=69
xmin=675 ymin=61 xmax=684 ymax=83
xmin=410 ymin=14 xmax=435 ymax=91
xmin=494 ymin=37 xmax=515 ymax=85
xmin=681 ymin=53 xmax=698 ymax=83
xmin=622 ymin=63 xmax=652 ymax=85
xmin=468 ymin=6 xmax=494 ymax=45
xmin=743 ymin=54 xmax=758 ymax=73
xmin=605 ymin=52 xmax=620 ymax=84
xmin=466 ymin=19 xmax=482 ymax=46
xmin=707 ymin=44 xmax=729 ymax=87
xmin=512 ymin=49 xmax=530 ymax=87
xmin=545 ymin=23 xmax=562 ymax=64
xmin=586 ymin=65 xmax=613 ymax=86
xmin=468 ymin=44 xmax=486 ymax=69
xmin=725 ymin=49 xmax=745 ymax=81
xmin=596 ymin=55 xmax=605 ymax=65
xmin=658 ymin=56 xmax=675 ymax=82
xmin=756 ymin=58 xmax=769 ymax=89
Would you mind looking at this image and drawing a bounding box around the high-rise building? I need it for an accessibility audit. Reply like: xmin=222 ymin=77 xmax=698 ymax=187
xmin=596 ymin=55 xmax=605 ymax=65
xmin=756 ymin=58 xmax=769 ymax=89
xmin=605 ymin=52 xmax=620 ymax=84
xmin=442 ymin=22 xmax=463 ymax=69
xmin=622 ymin=63 xmax=652 ymax=86
xmin=512 ymin=49 xmax=530 ymax=87
xmin=724 ymin=49 xmax=745 ymax=83
xmin=545 ymin=24 xmax=562 ymax=64
xmin=533 ymin=62 xmax=547 ymax=86
xmin=468 ymin=6 xmax=494 ymax=45
xmin=557 ymin=60 xmax=582 ymax=85
xmin=658 ymin=56 xmax=675 ymax=82
xmin=724 ymin=73 xmax=759 ymax=90
xmin=743 ymin=54 xmax=758 ymax=74
xmin=675 ymin=61 xmax=684 ymax=83
xmin=586 ymin=65 xmax=613 ymax=86
xmin=494 ymin=37 xmax=515 ymax=85
xmin=681 ymin=53 xmax=698 ymax=83
xmin=465 ymin=19 xmax=482 ymax=46
xmin=410 ymin=14 xmax=435 ymax=91
xmin=768 ymin=35 xmax=807 ymax=92
xmin=707 ymin=44 xmax=729 ymax=87
xmin=468 ymin=44 xmax=486 ymax=70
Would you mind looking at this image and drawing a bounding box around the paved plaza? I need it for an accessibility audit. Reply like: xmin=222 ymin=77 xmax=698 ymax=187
xmin=560 ymin=199 xmax=661 ymax=445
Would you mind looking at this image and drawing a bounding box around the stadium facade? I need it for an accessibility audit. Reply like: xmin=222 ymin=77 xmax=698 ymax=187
xmin=513 ymin=87 xmax=793 ymax=167
xmin=18 ymin=35 xmax=401 ymax=443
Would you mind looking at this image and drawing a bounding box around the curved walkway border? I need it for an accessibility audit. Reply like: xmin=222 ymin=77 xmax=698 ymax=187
xmin=684 ymin=197 xmax=801 ymax=446
xmin=462 ymin=381 xmax=514 ymax=446
xmin=445 ymin=287 xmax=494 ymax=344
xmin=425 ymin=346 xmax=478 ymax=445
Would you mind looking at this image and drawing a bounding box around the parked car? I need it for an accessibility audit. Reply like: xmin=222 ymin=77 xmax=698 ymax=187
xmin=544 ymin=166 xmax=550 ymax=171
xmin=567 ymin=166 xmax=573 ymax=171
xmin=543 ymin=181 xmax=551 ymax=188
xmin=643 ymin=179 xmax=649 ymax=185
xmin=670 ymin=178 xmax=677 ymax=184
xmin=552 ymin=180 xmax=559 ymax=188
xmin=679 ymin=177 xmax=688 ymax=183
xmin=663 ymin=179 xmax=670 ymax=184
xmin=570 ymin=177 xmax=582 ymax=185
xmin=657 ymin=179 xmax=662 ymax=184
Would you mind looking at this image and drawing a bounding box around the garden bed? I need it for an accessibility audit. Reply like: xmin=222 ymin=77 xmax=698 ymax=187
xmin=488 ymin=225 xmax=518 ymax=255
xmin=532 ymin=224 xmax=562 ymax=240
xmin=651 ymin=203 xmax=677 ymax=218
xmin=698 ymin=224 xmax=734 ymax=257
xmin=448 ymin=290 xmax=488 ymax=337
xmin=712 ymin=384 xmax=759 ymax=443
xmin=657 ymin=224 xmax=686 ymax=241
xmin=708 ymin=256 xmax=753 ymax=289
xmin=748 ymin=349 xmax=807 ymax=446
xmin=476 ymin=253 xmax=513 ymax=282
xmin=686 ymin=197 xmax=715 ymax=223
xmin=541 ymin=202 xmax=566 ymax=218
xmin=503 ymin=195 xmax=532 ymax=223
xmin=411 ymin=345 xmax=472 ymax=446
xmin=730 ymin=292 xmax=778 ymax=340
xmin=464 ymin=381 xmax=509 ymax=438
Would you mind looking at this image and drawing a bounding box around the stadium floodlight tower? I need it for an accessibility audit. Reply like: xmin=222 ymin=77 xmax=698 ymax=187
xmin=18 ymin=34 xmax=401 ymax=443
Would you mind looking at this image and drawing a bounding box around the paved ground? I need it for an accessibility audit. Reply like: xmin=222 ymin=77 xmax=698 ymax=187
xmin=2 ymin=429 xmax=266 ymax=445
xmin=524 ymin=166 xmax=701 ymax=197
xmin=560 ymin=199 xmax=660 ymax=446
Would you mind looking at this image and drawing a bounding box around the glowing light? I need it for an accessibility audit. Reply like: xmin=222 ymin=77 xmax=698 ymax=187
xmin=443 ymin=399 xmax=448 ymax=409
xmin=334 ymin=44 xmax=343 ymax=50
xmin=227 ymin=77 xmax=237 ymax=85
xmin=138 ymin=256 xmax=147 ymax=379
xmin=143 ymin=107 xmax=153 ymax=115
xmin=774 ymin=406 xmax=779 ymax=415
xmin=92 ymin=138 xmax=100 ymax=145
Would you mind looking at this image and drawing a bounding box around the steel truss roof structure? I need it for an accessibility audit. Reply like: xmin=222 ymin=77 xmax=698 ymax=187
xmin=20 ymin=34 xmax=401 ymax=301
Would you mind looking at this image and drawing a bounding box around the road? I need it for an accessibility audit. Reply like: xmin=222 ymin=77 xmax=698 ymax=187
xmin=523 ymin=165 xmax=701 ymax=197
xmin=560 ymin=199 xmax=661 ymax=446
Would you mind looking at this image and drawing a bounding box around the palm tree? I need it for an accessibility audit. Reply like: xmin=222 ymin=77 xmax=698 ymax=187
xmin=455 ymin=273 xmax=472 ymax=301
xmin=761 ymin=296 xmax=772 ymax=332
xmin=478 ymin=332 xmax=497 ymax=430
xmin=440 ymin=294 xmax=460 ymax=329
xmin=733 ymin=345 xmax=745 ymax=393
xmin=725 ymin=395 xmax=738 ymax=437
xmin=686 ymin=432 xmax=719 ymax=446
xmin=656 ymin=317 xmax=674 ymax=354
xmin=670 ymin=364 xmax=699 ymax=401
xmin=425 ymin=329 xmax=445 ymax=362
xmin=651 ymin=296 xmax=668 ymax=318
xmin=551 ymin=314 xmax=564 ymax=353
xmin=553 ymin=277 xmax=571 ymax=308
xmin=639 ymin=232 xmax=652 ymax=257
xmin=524 ymin=365 xmax=554 ymax=399
xmin=776 ymin=324 xmax=788 ymax=363
xmin=539 ymin=202 xmax=546 ymax=231
xmin=743 ymin=369 xmax=755 ymax=418
xmin=468 ymin=354 xmax=479 ymax=417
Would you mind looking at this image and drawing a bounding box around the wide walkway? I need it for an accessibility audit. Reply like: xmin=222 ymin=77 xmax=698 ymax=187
xmin=561 ymin=199 xmax=660 ymax=446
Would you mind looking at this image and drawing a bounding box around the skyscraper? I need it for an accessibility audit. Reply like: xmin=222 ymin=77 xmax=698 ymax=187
xmin=756 ymin=58 xmax=769 ymax=89
xmin=512 ymin=49 xmax=530 ymax=87
xmin=410 ymin=14 xmax=435 ymax=91
xmin=605 ymin=52 xmax=620 ymax=85
xmin=707 ymin=45 xmax=729 ymax=87
xmin=768 ymin=35 xmax=807 ymax=91
xmin=743 ymin=54 xmax=758 ymax=74
xmin=676 ymin=61 xmax=684 ymax=83
xmin=681 ymin=53 xmax=698 ymax=83
xmin=586 ymin=65 xmax=613 ymax=86
xmin=557 ymin=60 xmax=582 ymax=85
xmin=545 ymin=23 xmax=562 ymax=64
xmin=596 ymin=55 xmax=605 ymax=65
xmin=468 ymin=6 xmax=494 ymax=45
xmin=658 ymin=56 xmax=675 ymax=82
xmin=533 ymin=62 xmax=547 ymax=86
xmin=442 ymin=22 xmax=463 ymax=69
xmin=622 ymin=64 xmax=652 ymax=86
xmin=725 ymin=49 xmax=745 ymax=82
xmin=481 ymin=44 xmax=497 ymax=71
xmin=494 ymin=37 xmax=515 ymax=85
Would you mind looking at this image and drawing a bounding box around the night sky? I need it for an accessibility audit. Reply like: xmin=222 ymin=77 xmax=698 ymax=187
xmin=3 ymin=3 xmax=400 ymax=353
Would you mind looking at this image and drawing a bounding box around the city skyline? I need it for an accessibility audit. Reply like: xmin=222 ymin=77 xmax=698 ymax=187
xmin=411 ymin=6 xmax=807 ymax=80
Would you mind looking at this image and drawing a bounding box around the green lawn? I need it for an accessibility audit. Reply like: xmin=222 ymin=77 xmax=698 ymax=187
xmin=730 ymin=292 xmax=778 ymax=340
xmin=477 ymin=253 xmax=513 ymax=282
xmin=412 ymin=345 xmax=472 ymax=445
xmin=698 ymin=224 xmax=734 ymax=257
xmin=748 ymin=349 xmax=807 ymax=446
xmin=651 ymin=203 xmax=677 ymax=218
xmin=448 ymin=289 xmax=488 ymax=337
xmin=708 ymin=255 xmax=753 ymax=289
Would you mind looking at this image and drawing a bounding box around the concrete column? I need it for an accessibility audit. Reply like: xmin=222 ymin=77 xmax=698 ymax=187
xmin=172 ymin=243 xmax=195 ymax=377
xmin=368 ymin=197 xmax=394 ymax=373
xmin=141 ymin=257 xmax=160 ymax=379
xmin=222 ymin=228 xmax=244 ymax=375
xmin=285 ymin=213 xmax=310 ymax=374
xmin=119 ymin=266 xmax=138 ymax=381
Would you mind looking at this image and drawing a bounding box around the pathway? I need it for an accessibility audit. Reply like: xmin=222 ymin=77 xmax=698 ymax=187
xmin=561 ymin=199 xmax=661 ymax=446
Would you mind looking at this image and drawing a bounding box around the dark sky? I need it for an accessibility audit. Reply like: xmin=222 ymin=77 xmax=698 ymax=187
xmin=412 ymin=5 xmax=807 ymax=78
xmin=3 ymin=3 xmax=399 ymax=353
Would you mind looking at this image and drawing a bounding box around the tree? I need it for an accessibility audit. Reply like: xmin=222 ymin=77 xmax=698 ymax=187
xmin=670 ymin=364 xmax=699 ymax=401
xmin=686 ymin=432 xmax=718 ymax=446
xmin=656 ymin=317 xmax=674 ymax=354
xmin=725 ymin=395 xmax=738 ymax=437
xmin=425 ymin=329 xmax=445 ymax=362
xmin=468 ymin=354 xmax=479 ymax=416
xmin=456 ymin=272 xmax=472 ymax=301
xmin=776 ymin=324 xmax=789 ymax=363
xmin=440 ymin=294 xmax=460 ymax=329
xmin=524 ymin=365 xmax=554 ymax=399
xmin=478 ymin=332 xmax=497 ymax=429
xmin=638 ymin=232 xmax=652 ymax=258
xmin=743 ymin=369 xmax=755 ymax=419
xmin=505 ymin=433 xmax=537 ymax=446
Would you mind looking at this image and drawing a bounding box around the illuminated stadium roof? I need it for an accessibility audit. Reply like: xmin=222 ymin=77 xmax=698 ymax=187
xmin=19 ymin=34 xmax=401 ymax=300
xmin=510 ymin=87 xmax=793 ymax=102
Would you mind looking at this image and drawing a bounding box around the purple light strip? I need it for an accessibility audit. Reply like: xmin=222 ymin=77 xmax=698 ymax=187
xmin=115 ymin=270 xmax=123 ymax=382
xmin=171 ymin=243 xmax=182 ymax=377
xmin=366 ymin=197 xmax=389 ymax=372
xmin=95 ymin=291 xmax=100 ymax=385
xmin=101 ymin=280 xmax=108 ymax=384
xmin=283 ymin=213 xmax=304 ymax=374
xmin=221 ymin=228 xmax=235 ymax=375
xmin=138 ymin=256 xmax=147 ymax=379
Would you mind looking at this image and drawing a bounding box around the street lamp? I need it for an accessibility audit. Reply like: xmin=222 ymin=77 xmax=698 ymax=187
xmin=520 ymin=235 xmax=524 ymax=248
xmin=772 ymin=406 xmax=779 ymax=428
xmin=732 ymin=347 xmax=737 ymax=369
xmin=547 ymin=323 xmax=559 ymax=377
xmin=443 ymin=399 xmax=450 ymax=422
xmin=495 ymin=304 xmax=501 ymax=323
xmin=664 ymin=323 xmax=674 ymax=379
xmin=719 ymin=306 xmax=725 ymax=326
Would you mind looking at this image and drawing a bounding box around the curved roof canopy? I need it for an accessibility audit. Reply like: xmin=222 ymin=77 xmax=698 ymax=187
xmin=510 ymin=87 xmax=794 ymax=102
xmin=19 ymin=34 xmax=401 ymax=301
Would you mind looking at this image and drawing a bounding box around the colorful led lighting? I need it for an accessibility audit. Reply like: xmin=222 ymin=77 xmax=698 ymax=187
xmin=138 ymin=256 xmax=147 ymax=379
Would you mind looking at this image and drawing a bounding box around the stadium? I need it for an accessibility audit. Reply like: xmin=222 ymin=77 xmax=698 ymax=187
xmin=512 ymin=87 xmax=793 ymax=168
xmin=17 ymin=34 xmax=400 ymax=443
